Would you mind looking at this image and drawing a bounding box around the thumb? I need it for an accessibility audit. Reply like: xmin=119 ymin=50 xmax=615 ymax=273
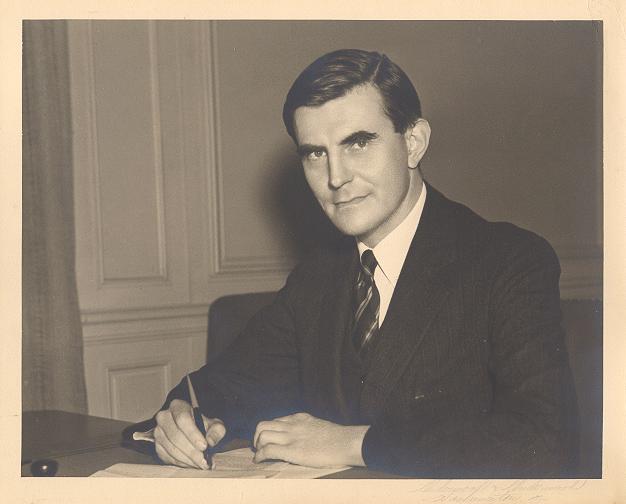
xmin=203 ymin=417 xmax=226 ymax=447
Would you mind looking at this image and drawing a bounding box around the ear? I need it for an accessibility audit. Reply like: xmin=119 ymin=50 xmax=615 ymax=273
xmin=405 ymin=119 xmax=431 ymax=169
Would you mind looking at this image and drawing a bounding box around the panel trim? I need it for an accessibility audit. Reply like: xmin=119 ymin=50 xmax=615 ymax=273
xmin=147 ymin=20 xmax=169 ymax=283
xmin=83 ymin=326 xmax=206 ymax=347
xmin=84 ymin=327 xmax=203 ymax=418
xmin=81 ymin=304 xmax=210 ymax=345
xmin=79 ymin=21 xmax=170 ymax=286
xmin=202 ymin=22 xmax=296 ymax=278
xmin=70 ymin=20 xmax=192 ymax=310
xmin=108 ymin=361 xmax=172 ymax=420
xmin=92 ymin=21 xmax=169 ymax=284
xmin=81 ymin=21 xmax=104 ymax=287
xmin=81 ymin=304 xmax=210 ymax=325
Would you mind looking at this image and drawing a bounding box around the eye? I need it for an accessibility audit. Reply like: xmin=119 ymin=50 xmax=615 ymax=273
xmin=343 ymin=131 xmax=377 ymax=152
xmin=306 ymin=150 xmax=326 ymax=161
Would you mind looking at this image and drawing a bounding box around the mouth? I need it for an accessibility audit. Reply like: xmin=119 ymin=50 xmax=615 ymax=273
xmin=334 ymin=195 xmax=367 ymax=208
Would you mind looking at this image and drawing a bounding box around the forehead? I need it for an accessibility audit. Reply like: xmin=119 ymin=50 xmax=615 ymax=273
xmin=293 ymin=84 xmax=392 ymax=143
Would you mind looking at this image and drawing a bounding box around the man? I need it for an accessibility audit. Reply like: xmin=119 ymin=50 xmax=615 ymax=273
xmin=139 ymin=49 xmax=579 ymax=478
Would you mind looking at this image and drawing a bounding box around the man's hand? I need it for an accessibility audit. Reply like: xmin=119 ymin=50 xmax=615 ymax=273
xmin=153 ymin=399 xmax=226 ymax=469
xmin=253 ymin=412 xmax=370 ymax=468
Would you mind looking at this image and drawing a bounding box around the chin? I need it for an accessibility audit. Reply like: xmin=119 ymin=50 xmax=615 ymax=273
xmin=330 ymin=220 xmax=372 ymax=239
xmin=326 ymin=208 xmax=380 ymax=238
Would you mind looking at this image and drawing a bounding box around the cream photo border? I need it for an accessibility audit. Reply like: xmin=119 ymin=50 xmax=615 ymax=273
xmin=2 ymin=1 xmax=624 ymax=503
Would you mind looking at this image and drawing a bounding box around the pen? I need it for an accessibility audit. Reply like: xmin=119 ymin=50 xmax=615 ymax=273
xmin=186 ymin=374 xmax=213 ymax=469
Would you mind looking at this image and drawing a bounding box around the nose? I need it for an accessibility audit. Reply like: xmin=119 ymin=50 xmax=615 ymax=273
xmin=328 ymin=153 xmax=352 ymax=189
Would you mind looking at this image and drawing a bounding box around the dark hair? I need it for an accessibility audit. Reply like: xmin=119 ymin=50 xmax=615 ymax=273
xmin=283 ymin=49 xmax=422 ymax=142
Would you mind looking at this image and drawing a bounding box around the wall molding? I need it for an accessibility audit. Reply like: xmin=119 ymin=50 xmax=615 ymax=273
xmin=108 ymin=361 xmax=172 ymax=420
xmin=201 ymin=21 xmax=297 ymax=279
xmin=556 ymin=244 xmax=603 ymax=300
xmin=81 ymin=304 xmax=210 ymax=345
xmin=83 ymin=325 xmax=207 ymax=347
xmin=86 ymin=346 xmax=181 ymax=421
xmin=82 ymin=305 xmax=207 ymax=420
xmin=86 ymin=21 xmax=169 ymax=286
xmin=70 ymin=20 xmax=193 ymax=311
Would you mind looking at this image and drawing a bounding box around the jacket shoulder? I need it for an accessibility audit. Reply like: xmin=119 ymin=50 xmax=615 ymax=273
xmin=426 ymin=183 xmax=558 ymax=262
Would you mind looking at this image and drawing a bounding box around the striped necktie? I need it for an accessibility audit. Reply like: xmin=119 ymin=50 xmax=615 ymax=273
xmin=352 ymin=249 xmax=380 ymax=359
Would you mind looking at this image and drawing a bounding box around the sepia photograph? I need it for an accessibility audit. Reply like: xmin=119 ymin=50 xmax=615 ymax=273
xmin=4 ymin=4 xmax=625 ymax=504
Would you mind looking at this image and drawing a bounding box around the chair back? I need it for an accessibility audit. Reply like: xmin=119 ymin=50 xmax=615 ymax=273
xmin=560 ymin=298 xmax=603 ymax=478
xmin=206 ymin=291 xmax=277 ymax=363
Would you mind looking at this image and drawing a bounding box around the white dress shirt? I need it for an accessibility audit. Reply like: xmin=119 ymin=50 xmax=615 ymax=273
xmin=357 ymin=182 xmax=427 ymax=325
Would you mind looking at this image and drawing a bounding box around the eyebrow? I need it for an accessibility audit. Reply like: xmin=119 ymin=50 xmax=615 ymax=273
xmin=296 ymin=130 xmax=379 ymax=158
xmin=296 ymin=143 xmax=324 ymax=158
xmin=339 ymin=130 xmax=379 ymax=146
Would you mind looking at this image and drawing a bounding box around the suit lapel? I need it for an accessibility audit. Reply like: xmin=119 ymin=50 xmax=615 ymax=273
xmin=360 ymin=185 xmax=462 ymax=424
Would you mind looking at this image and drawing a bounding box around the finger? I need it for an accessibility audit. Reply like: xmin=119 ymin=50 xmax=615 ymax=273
xmin=253 ymin=420 xmax=290 ymax=447
xmin=156 ymin=407 xmax=209 ymax=469
xmin=254 ymin=428 xmax=290 ymax=451
xmin=170 ymin=401 xmax=208 ymax=452
xmin=253 ymin=421 xmax=275 ymax=448
xmin=204 ymin=417 xmax=226 ymax=447
xmin=155 ymin=443 xmax=196 ymax=468
xmin=253 ymin=442 xmax=289 ymax=464
xmin=153 ymin=424 xmax=202 ymax=468
xmin=155 ymin=444 xmax=191 ymax=467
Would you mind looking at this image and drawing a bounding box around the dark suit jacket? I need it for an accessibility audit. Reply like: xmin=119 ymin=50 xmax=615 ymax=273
xmin=159 ymin=183 xmax=579 ymax=478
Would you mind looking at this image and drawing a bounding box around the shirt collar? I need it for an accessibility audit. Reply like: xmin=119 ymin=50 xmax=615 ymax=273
xmin=357 ymin=181 xmax=427 ymax=285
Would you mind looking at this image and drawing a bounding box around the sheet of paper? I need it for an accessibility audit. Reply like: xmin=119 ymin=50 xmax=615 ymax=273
xmin=91 ymin=447 xmax=349 ymax=478
xmin=270 ymin=464 xmax=350 ymax=479
xmin=211 ymin=447 xmax=288 ymax=471
xmin=91 ymin=463 xmax=277 ymax=478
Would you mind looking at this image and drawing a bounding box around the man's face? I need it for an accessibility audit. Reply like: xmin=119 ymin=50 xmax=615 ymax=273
xmin=293 ymin=84 xmax=428 ymax=248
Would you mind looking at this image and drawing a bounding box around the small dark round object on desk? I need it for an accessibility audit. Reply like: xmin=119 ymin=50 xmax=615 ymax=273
xmin=30 ymin=459 xmax=58 ymax=477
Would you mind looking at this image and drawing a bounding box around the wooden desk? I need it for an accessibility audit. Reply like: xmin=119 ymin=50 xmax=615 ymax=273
xmin=21 ymin=410 xmax=154 ymax=477
xmin=22 ymin=410 xmax=402 ymax=478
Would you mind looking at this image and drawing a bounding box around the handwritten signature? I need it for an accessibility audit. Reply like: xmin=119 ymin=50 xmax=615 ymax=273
xmin=412 ymin=479 xmax=587 ymax=502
